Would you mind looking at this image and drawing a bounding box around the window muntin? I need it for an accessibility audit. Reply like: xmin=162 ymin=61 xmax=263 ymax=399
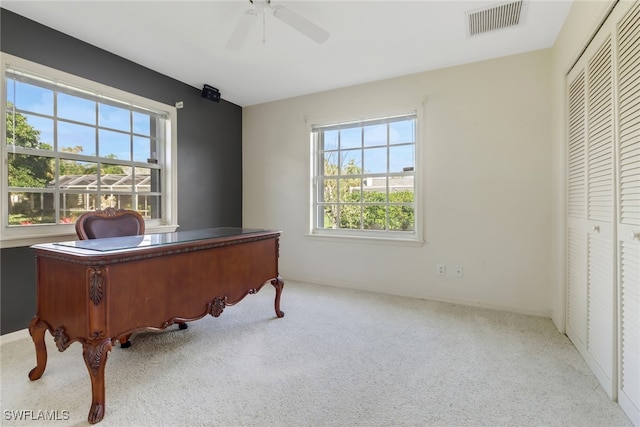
xmin=312 ymin=113 xmax=417 ymax=238
xmin=1 ymin=54 xmax=177 ymax=244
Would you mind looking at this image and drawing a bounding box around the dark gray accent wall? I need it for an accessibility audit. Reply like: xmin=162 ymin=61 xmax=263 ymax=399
xmin=0 ymin=8 xmax=243 ymax=334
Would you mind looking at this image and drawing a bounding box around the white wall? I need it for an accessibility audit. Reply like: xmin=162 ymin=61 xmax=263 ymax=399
xmin=243 ymin=49 xmax=554 ymax=317
xmin=549 ymin=0 xmax=616 ymax=331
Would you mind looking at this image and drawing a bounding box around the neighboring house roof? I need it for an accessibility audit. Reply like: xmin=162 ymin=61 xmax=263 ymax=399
xmin=53 ymin=174 xmax=151 ymax=191
xmin=362 ymin=176 xmax=414 ymax=192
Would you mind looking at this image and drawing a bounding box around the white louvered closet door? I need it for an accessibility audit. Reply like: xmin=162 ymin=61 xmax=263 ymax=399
xmin=566 ymin=28 xmax=617 ymax=400
xmin=587 ymin=33 xmax=616 ymax=398
xmin=566 ymin=1 xmax=640 ymax=423
xmin=616 ymin=1 xmax=640 ymax=424
xmin=567 ymin=69 xmax=588 ymax=353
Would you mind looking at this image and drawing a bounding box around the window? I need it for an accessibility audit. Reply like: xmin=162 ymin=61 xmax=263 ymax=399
xmin=311 ymin=112 xmax=419 ymax=240
xmin=1 ymin=53 xmax=177 ymax=246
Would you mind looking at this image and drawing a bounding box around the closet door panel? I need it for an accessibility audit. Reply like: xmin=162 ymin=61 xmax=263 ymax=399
xmin=616 ymin=1 xmax=640 ymax=423
xmin=587 ymin=229 xmax=615 ymax=390
xmin=587 ymin=37 xmax=614 ymax=227
xmin=567 ymin=69 xmax=588 ymax=350
xmin=567 ymin=228 xmax=588 ymax=347
xmin=618 ymin=239 xmax=640 ymax=425
xmin=586 ymin=35 xmax=616 ymax=398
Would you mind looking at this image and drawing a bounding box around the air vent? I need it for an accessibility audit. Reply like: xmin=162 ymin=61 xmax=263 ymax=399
xmin=467 ymin=0 xmax=523 ymax=36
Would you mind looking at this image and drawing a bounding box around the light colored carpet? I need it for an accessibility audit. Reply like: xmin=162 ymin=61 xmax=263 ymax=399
xmin=0 ymin=281 xmax=633 ymax=427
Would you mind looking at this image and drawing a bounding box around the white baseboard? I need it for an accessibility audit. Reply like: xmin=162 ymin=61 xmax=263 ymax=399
xmin=284 ymin=275 xmax=553 ymax=319
xmin=0 ymin=328 xmax=30 ymax=345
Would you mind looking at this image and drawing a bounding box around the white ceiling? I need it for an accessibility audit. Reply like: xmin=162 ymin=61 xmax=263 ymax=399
xmin=2 ymin=0 xmax=573 ymax=107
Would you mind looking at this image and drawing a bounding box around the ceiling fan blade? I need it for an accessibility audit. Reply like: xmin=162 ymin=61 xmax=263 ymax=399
xmin=271 ymin=5 xmax=329 ymax=44
xmin=226 ymin=9 xmax=257 ymax=50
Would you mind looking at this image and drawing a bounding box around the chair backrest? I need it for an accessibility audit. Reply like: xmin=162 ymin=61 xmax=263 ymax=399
xmin=75 ymin=207 xmax=145 ymax=240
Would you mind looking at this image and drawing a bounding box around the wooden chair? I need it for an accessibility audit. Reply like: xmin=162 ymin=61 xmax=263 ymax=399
xmin=75 ymin=207 xmax=187 ymax=347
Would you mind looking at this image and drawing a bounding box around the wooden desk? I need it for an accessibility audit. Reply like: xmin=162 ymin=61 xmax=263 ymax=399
xmin=28 ymin=228 xmax=283 ymax=424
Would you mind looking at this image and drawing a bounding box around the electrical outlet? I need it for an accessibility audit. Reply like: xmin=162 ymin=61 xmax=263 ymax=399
xmin=454 ymin=266 xmax=463 ymax=278
xmin=437 ymin=264 xmax=446 ymax=276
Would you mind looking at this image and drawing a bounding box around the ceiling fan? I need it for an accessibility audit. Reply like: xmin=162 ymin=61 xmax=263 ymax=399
xmin=226 ymin=0 xmax=330 ymax=49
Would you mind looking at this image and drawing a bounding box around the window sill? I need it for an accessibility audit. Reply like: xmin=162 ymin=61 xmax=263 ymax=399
xmin=305 ymin=232 xmax=424 ymax=247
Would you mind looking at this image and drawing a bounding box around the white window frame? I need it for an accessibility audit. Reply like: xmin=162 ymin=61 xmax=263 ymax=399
xmin=0 ymin=52 xmax=178 ymax=248
xmin=309 ymin=108 xmax=423 ymax=244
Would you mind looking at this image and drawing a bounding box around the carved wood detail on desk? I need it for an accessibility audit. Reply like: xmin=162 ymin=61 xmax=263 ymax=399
xmin=28 ymin=228 xmax=283 ymax=424
xmin=88 ymin=268 xmax=105 ymax=305
xmin=209 ymin=296 xmax=227 ymax=317
xmin=82 ymin=338 xmax=112 ymax=425
xmin=88 ymin=267 xmax=108 ymax=341
xmin=83 ymin=340 xmax=111 ymax=376
xmin=52 ymin=327 xmax=71 ymax=352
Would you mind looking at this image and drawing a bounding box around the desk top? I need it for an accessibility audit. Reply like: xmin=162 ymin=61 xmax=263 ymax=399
xmin=32 ymin=228 xmax=279 ymax=261
xmin=53 ymin=227 xmax=268 ymax=252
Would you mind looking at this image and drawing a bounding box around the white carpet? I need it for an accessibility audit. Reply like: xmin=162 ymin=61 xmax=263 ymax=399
xmin=0 ymin=281 xmax=633 ymax=426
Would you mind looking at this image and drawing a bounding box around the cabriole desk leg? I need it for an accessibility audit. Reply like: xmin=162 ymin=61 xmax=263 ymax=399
xmin=28 ymin=316 xmax=48 ymax=381
xmin=271 ymin=276 xmax=285 ymax=318
xmin=82 ymin=339 xmax=112 ymax=424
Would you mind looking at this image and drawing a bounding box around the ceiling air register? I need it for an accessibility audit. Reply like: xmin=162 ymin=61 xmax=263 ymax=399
xmin=467 ymin=0 xmax=524 ymax=36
